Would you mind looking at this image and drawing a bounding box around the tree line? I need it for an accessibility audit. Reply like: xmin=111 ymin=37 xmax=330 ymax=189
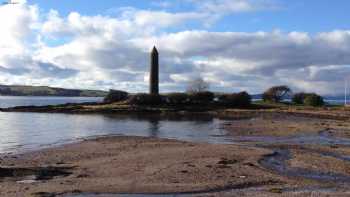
xmin=262 ymin=85 xmax=324 ymax=107
xmin=104 ymin=78 xmax=325 ymax=107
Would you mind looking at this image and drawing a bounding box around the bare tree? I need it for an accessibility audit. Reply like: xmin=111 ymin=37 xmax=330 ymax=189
xmin=186 ymin=77 xmax=210 ymax=93
xmin=262 ymin=85 xmax=291 ymax=103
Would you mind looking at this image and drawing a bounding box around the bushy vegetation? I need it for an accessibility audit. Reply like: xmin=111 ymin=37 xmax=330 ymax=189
xmin=166 ymin=93 xmax=189 ymax=105
xmin=188 ymin=91 xmax=215 ymax=104
xmin=165 ymin=91 xmax=215 ymax=105
xmin=292 ymin=92 xmax=324 ymax=106
xmin=102 ymin=82 xmax=325 ymax=108
xmin=262 ymin=85 xmax=291 ymax=103
xmin=292 ymin=92 xmax=307 ymax=104
xmin=103 ymin=90 xmax=128 ymax=103
xmin=304 ymin=94 xmax=325 ymax=107
xmin=128 ymin=94 xmax=163 ymax=105
xmin=292 ymin=92 xmax=312 ymax=104
xmin=218 ymin=91 xmax=251 ymax=107
xmin=127 ymin=91 xmax=215 ymax=106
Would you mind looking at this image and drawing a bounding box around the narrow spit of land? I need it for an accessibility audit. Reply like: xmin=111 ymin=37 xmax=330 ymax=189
xmin=2 ymin=101 xmax=350 ymax=121
xmin=1 ymin=103 xmax=350 ymax=196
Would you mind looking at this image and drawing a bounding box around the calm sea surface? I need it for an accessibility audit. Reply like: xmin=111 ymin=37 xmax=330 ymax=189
xmin=0 ymin=96 xmax=103 ymax=108
xmin=0 ymin=96 xmax=232 ymax=153
xmin=0 ymin=113 xmax=230 ymax=153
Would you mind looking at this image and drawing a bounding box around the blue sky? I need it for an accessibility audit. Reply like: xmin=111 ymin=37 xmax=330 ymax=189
xmin=27 ymin=0 xmax=350 ymax=33
xmin=0 ymin=0 xmax=350 ymax=94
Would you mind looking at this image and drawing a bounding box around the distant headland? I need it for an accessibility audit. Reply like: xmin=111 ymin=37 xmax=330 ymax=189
xmin=0 ymin=84 xmax=108 ymax=97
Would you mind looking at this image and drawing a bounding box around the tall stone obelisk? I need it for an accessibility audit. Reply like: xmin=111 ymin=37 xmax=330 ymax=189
xmin=150 ymin=46 xmax=159 ymax=95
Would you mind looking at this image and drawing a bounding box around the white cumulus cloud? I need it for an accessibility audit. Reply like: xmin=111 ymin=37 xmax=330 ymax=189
xmin=0 ymin=1 xmax=349 ymax=95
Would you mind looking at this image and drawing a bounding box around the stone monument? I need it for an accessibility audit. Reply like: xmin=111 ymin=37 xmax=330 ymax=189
xmin=150 ymin=46 xmax=159 ymax=95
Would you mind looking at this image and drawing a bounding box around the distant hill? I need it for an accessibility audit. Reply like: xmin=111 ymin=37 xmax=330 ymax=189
xmin=251 ymin=94 xmax=345 ymax=101
xmin=323 ymin=95 xmax=346 ymax=101
xmin=0 ymin=85 xmax=108 ymax=97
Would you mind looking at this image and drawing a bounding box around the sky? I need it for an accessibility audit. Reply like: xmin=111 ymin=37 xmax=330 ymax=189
xmin=0 ymin=0 xmax=350 ymax=95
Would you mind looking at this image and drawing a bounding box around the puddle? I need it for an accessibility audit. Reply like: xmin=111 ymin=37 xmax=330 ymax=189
xmin=232 ymin=129 xmax=350 ymax=183
xmin=55 ymin=186 xmax=348 ymax=197
xmin=60 ymin=187 xmax=266 ymax=197
xmin=0 ymin=166 xmax=72 ymax=182
xmin=17 ymin=179 xmax=38 ymax=184
xmin=259 ymin=148 xmax=350 ymax=183
xmin=59 ymin=181 xmax=280 ymax=197
xmin=63 ymin=194 xmax=190 ymax=197
xmin=231 ymin=130 xmax=350 ymax=146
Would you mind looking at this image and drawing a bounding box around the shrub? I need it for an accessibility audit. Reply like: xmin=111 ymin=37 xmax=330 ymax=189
xmin=218 ymin=91 xmax=251 ymax=107
xmin=292 ymin=92 xmax=307 ymax=104
xmin=262 ymin=85 xmax=291 ymax=103
xmin=166 ymin=93 xmax=189 ymax=105
xmin=292 ymin=92 xmax=314 ymax=104
xmin=304 ymin=94 xmax=324 ymax=107
xmin=104 ymin=90 xmax=128 ymax=103
xmin=128 ymin=93 xmax=163 ymax=105
xmin=189 ymin=91 xmax=215 ymax=104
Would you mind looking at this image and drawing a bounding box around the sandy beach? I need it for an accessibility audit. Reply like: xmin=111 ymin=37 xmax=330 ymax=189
xmin=0 ymin=136 xmax=282 ymax=197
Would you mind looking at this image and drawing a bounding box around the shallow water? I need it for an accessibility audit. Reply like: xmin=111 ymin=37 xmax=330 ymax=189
xmin=61 ymin=187 xmax=344 ymax=197
xmin=259 ymin=148 xmax=350 ymax=183
xmin=0 ymin=113 xmax=232 ymax=153
xmin=64 ymin=193 xmax=190 ymax=197
xmin=61 ymin=187 xmax=268 ymax=197
xmin=1 ymin=110 xmax=350 ymax=154
xmin=235 ymin=133 xmax=350 ymax=146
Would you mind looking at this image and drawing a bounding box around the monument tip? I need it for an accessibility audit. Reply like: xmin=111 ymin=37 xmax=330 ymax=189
xmin=152 ymin=46 xmax=158 ymax=53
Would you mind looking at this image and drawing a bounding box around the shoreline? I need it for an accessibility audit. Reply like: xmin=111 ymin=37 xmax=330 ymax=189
xmin=0 ymin=134 xmax=349 ymax=197
xmin=1 ymin=106 xmax=350 ymax=156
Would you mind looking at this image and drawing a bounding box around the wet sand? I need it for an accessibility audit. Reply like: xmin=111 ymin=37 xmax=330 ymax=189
xmin=224 ymin=113 xmax=350 ymax=138
xmin=0 ymin=136 xmax=292 ymax=197
xmin=1 ymin=110 xmax=350 ymax=196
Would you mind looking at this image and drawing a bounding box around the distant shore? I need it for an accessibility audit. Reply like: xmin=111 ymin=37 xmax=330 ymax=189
xmin=0 ymin=84 xmax=108 ymax=97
